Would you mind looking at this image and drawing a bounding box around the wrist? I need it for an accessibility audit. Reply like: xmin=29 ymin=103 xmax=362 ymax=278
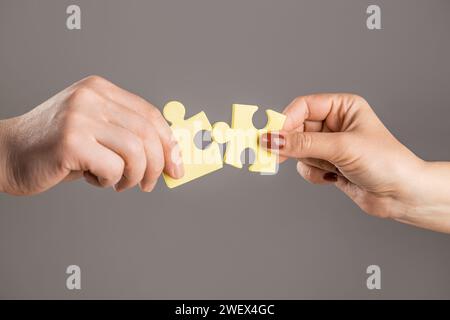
xmin=393 ymin=160 xmax=450 ymax=233
xmin=0 ymin=118 xmax=16 ymax=194
xmin=0 ymin=120 xmax=7 ymax=192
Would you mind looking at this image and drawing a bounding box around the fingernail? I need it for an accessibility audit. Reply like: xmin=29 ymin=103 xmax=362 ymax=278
xmin=140 ymin=181 xmax=157 ymax=193
xmin=323 ymin=172 xmax=338 ymax=182
xmin=114 ymin=178 xmax=126 ymax=192
xmin=170 ymin=145 xmax=184 ymax=178
xmin=173 ymin=164 xmax=184 ymax=179
xmin=261 ymin=132 xmax=285 ymax=150
xmin=173 ymin=158 xmax=184 ymax=179
xmin=98 ymin=177 xmax=109 ymax=187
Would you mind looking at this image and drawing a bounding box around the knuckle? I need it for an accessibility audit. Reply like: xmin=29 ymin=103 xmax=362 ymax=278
xmin=65 ymin=87 xmax=107 ymax=117
xmin=149 ymin=106 xmax=164 ymax=121
xmin=126 ymin=137 xmax=144 ymax=160
xmin=169 ymin=139 xmax=180 ymax=156
xmin=100 ymin=158 xmax=124 ymax=186
xmin=81 ymin=75 xmax=109 ymax=88
xmin=61 ymin=110 xmax=81 ymax=129
xmin=68 ymin=87 xmax=98 ymax=105
xmin=295 ymin=133 xmax=313 ymax=152
xmin=294 ymin=95 xmax=306 ymax=104
xmin=292 ymin=96 xmax=308 ymax=109
xmin=149 ymin=158 xmax=164 ymax=178
xmin=352 ymin=94 xmax=368 ymax=105
xmin=59 ymin=107 xmax=89 ymax=136
xmin=142 ymin=126 xmax=155 ymax=141
xmin=347 ymin=94 xmax=370 ymax=112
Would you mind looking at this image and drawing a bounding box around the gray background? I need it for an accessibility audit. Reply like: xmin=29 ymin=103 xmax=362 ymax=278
xmin=0 ymin=0 xmax=449 ymax=299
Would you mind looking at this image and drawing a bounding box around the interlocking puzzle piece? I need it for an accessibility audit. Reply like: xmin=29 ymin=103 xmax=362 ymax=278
xmin=212 ymin=104 xmax=286 ymax=173
xmin=162 ymin=101 xmax=223 ymax=188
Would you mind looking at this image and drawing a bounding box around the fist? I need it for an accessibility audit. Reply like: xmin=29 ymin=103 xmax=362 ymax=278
xmin=0 ymin=75 xmax=183 ymax=195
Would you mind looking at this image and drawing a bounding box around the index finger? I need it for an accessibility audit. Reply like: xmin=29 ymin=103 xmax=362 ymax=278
xmin=283 ymin=93 xmax=358 ymax=133
xmin=80 ymin=76 xmax=183 ymax=178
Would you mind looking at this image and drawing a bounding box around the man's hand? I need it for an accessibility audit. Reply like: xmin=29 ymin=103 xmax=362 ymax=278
xmin=0 ymin=75 xmax=183 ymax=195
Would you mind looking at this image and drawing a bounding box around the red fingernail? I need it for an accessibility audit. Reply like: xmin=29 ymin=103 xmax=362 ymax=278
xmin=323 ymin=172 xmax=338 ymax=182
xmin=261 ymin=133 xmax=285 ymax=150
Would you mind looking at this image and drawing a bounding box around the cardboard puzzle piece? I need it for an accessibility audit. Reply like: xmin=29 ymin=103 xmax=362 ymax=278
xmin=162 ymin=101 xmax=223 ymax=188
xmin=212 ymin=104 xmax=286 ymax=173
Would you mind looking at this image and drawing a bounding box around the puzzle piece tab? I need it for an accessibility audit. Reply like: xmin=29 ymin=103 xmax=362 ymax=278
xmin=163 ymin=101 xmax=223 ymax=188
xmin=212 ymin=104 xmax=286 ymax=173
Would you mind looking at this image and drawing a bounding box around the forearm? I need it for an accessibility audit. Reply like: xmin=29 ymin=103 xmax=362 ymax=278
xmin=0 ymin=117 xmax=17 ymax=194
xmin=0 ymin=119 xmax=8 ymax=193
xmin=395 ymin=161 xmax=450 ymax=233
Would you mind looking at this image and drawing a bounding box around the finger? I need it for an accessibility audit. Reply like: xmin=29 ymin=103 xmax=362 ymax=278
xmin=300 ymin=158 xmax=341 ymax=175
xmin=121 ymin=97 xmax=183 ymax=180
xmin=71 ymin=140 xmax=125 ymax=188
xmin=283 ymin=94 xmax=361 ymax=132
xmin=335 ymin=178 xmax=391 ymax=219
xmin=335 ymin=175 xmax=366 ymax=206
xmin=95 ymin=124 xmax=147 ymax=192
xmin=63 ymin=171 xmax=83 ymax=182
xmin=83 ymin=171 xmax=102 ymax=187
xmin=81 ymin=76 xmax=183 ymax=179
xmin=304 ymin=120 xmax=323 ymax=132
xmin=262 ymin=131 xmax=347 ymax=164
xmin=104 ymin=102 xmax=165 ymax=191
xmin=139 ymin=136 xmax=164 ymax=192
xmin=296 ymin=162 xmax=337 ymax=185
xmin=322 ymin=122 xmax=333 ymax=132
xmin=279 ymin=120 xmax=324 ymax=163
xmin=280 ymin=94 xmax=354 ymax=162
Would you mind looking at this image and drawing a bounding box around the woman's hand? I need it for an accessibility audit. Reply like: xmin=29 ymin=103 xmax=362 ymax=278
xmin=262 ymin=94 xmax=450 ymax=233
xmin=0 ymin=75 xmax=183 ymax=195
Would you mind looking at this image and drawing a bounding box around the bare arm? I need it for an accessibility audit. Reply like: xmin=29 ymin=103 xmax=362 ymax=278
xmin=262 ymin=94 xmax=450 ymax=234
xmin=0 ymin=75 xmax=183 ymax=195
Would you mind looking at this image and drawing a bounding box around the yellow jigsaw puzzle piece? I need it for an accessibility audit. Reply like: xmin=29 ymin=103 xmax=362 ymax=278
xmin=162 ymin=101 xmax=223 ymax=188
xmin=212 ymin=104 xmax=286 ymax=174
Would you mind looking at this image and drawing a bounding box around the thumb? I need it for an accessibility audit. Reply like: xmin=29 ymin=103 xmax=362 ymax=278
xmin=261 ymin=131 xmax=346 ymax=163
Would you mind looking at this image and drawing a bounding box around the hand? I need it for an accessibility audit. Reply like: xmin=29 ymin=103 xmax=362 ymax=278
xmin=262 ymin=94 xmax=450 ymax=233
xmin=0 ymin=75 xmax=183 ymax=195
